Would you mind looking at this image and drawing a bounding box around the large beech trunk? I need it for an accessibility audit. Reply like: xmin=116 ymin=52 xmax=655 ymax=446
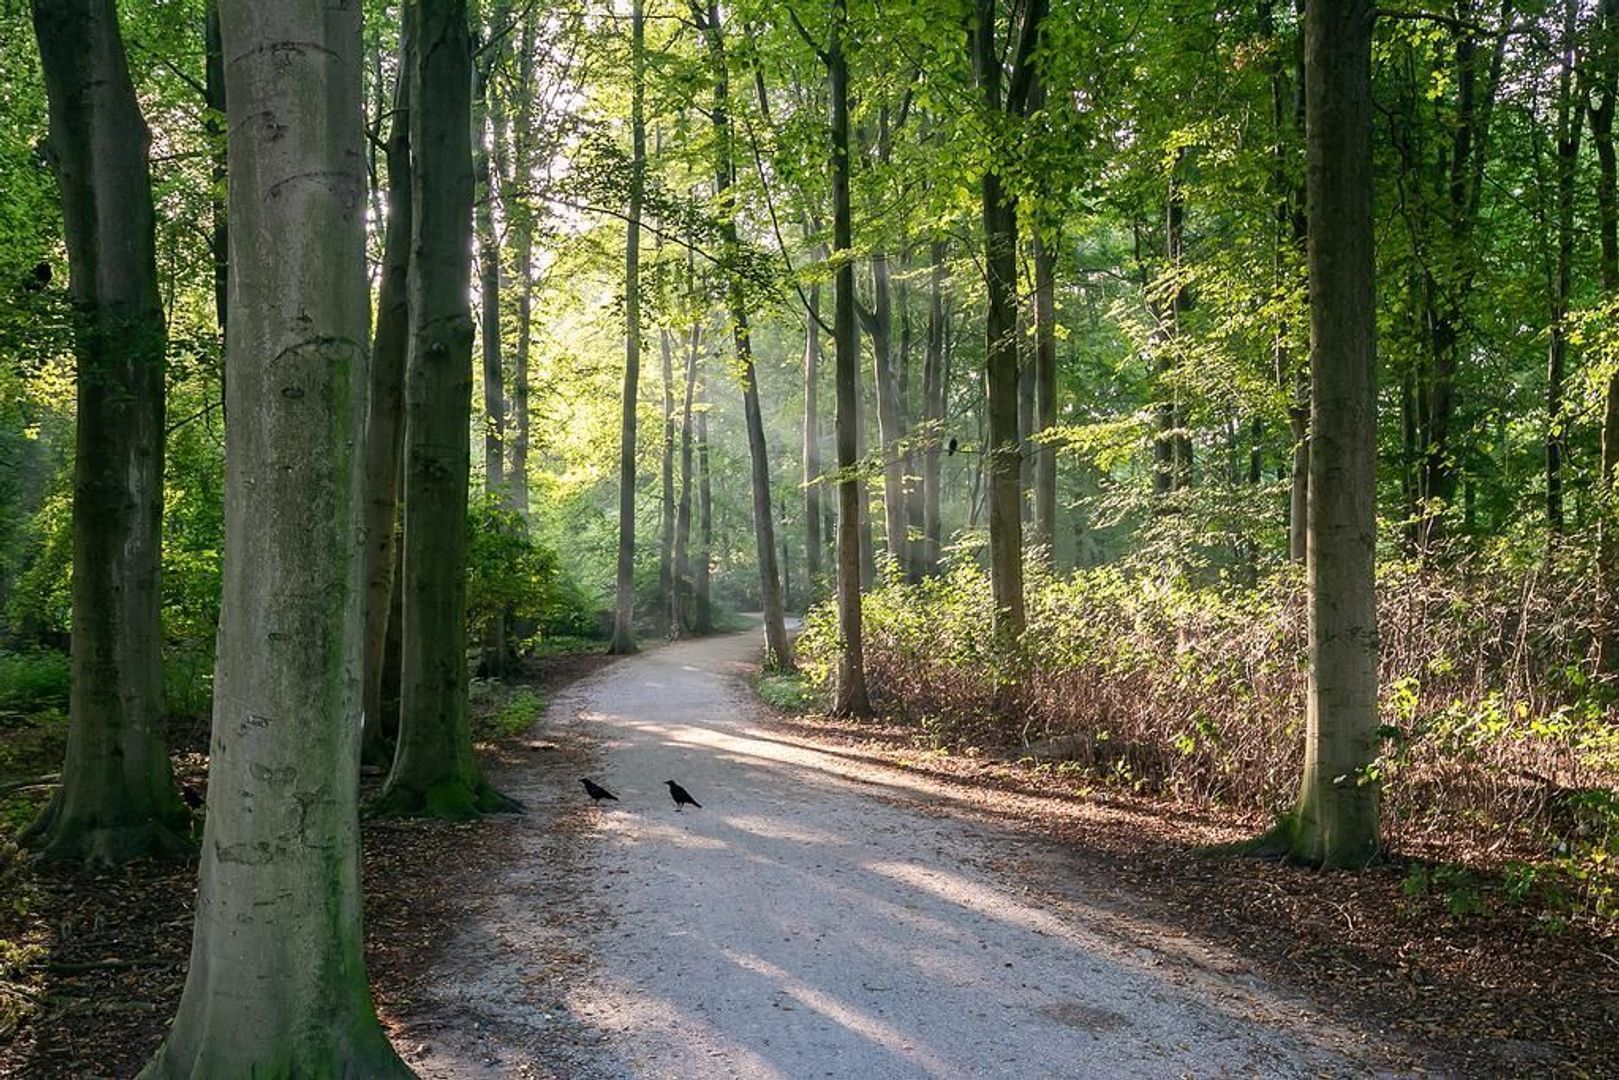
xmin=1288 ymin=0 xmax=1380 ymax=868
xmin=375 ymin=0 xmax=517 ymax=818
xmin=142 ymin=2 xmax=410 ymax=1073
xmin=23 ymin=0 xmax=187 ymax=867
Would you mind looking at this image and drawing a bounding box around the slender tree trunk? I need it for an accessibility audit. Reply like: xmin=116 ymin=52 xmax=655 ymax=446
xmin=698 ymin=0 xmax=791 ymax=668
xmin=921 ymin=240 xmax=946 ymax=576
xmin=1032 ymin=228 xmax=1057 ymax=560
xmin=22 ymin=0 xmax=187 ymax=866
xmin=695 ymin=379 xmax=714 ymax=634
xmin=674 ymin=322 xmax=699 ymax=636
xmin=971 ymin=0 xmax=1036 ymax=641
xmin=863 ymin=251 xmax=909 ymax=579
xmin=660 ymin=322 xmax=677 ymax=635
xmin=1594 ymin=0 xmax=1619 ymax=671
xmin=473 ymin=15 xmax=506 ymax=498
xmin=609 ymin=0 xmax=646 ymax=656
xmin=141 ymin=2 xmax=410 ymax=1072
xmin=803 ymin=282 xmax=825 ymax=586
xmin=830 ymin=0 xmax=870 ymax=715
xmin=1546 ymin=0 xmax=1581 ymax=538
xmin=375 ymin=0 xmax=518 ymax=818
xmin=1288 ymin=0 xmax=1379 ymax=868
xmin=361 ymin=21 xmax=414 ymax=770
xmin=204 ymin=2 xmax=227 ymax=343
xmin=505 ymin=19 xmax=535 ymax=515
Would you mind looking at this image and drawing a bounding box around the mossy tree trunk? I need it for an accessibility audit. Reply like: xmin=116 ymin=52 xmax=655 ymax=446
xmin=23 ymin=0 xmax=188 ymax=867
xmin=140 ymin=2 xmax=410 ymax=1073
xmin=374 ymin=0 xmax=517 ymax=819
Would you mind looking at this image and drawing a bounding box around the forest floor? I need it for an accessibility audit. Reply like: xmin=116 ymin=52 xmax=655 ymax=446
xmin=3 ymin=627 xmax=1615 ymax=1076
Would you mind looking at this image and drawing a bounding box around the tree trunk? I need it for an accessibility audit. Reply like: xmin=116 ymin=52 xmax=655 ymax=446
xmin=863 ymin=250 xmax=910 ymax=580
xmin=473 ymin=17 xmax=506 ymax=498
xmin=830 ymin=0 xmax=870 ymax=715
xmin=141 ymin=1 xmax=410 ymax=1072
xmin=361 ymin=20 xmax=414 ymax=770
xmin=971 ymin=0 xmax=1035 ymax=641
xmin=1546 ymin=0 xmax=1581 ymax=538
xmin=698 ymin=0 xmax=791 ymax=669
xmin=1032 ymin=228 xmax=1057 ymax=560
xmin=660 ymin=322 xmax=677 ymax=635
xmin=205 ymin=2 xmax=227 ymax=343
xmin=674 ymin=321 xmax=700 ymax=636
xmin=505 ymin=19 xmax=536 ymax=516
xmin=22 ymin=0 xmax=187 ymax=866
xmin=1594 ymin=0 xmax=1619 ymax=671
xmin=609 ymin=0 xmax=646 ymax=656
xmin=374 ymin=0 xmax=518 ymax=818
xmin=920 ymin=240 xmax=946 ymax=576
xmin=695 ymin=378 xmax=714 ymax=634
xmin=1288 ymin=0 xmax=1379 ymax=868
xmin=803 ymin=282 xmax=825 ymax=586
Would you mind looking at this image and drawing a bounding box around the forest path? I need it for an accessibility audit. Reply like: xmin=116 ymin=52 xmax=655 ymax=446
xmin=408 ymin=627 xmax=1394 ymax=1079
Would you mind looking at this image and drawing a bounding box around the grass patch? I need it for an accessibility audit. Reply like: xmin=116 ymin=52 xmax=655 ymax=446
xmin=471 ymin=686 xmax=546 ymax=742
xmin=756 ymin=671 xmax=820 ymax=714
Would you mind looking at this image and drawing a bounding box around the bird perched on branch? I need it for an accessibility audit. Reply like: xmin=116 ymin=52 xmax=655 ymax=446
xmin=580 ymin=778 xmax=618 ymax=804
xmin=947 ymin=436 xmax=959 ymax=456
xmin=664 ymin=779 xmax=701 ymax=811
xmin=24 ymin=261 xmax=50 ymax=293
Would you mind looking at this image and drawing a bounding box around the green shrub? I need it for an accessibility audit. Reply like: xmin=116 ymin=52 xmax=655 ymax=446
xmin=0 ymin=650 xmax=67 ymax=711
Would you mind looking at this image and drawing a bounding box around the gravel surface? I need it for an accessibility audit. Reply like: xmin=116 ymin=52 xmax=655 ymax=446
xmin=409 ymin=629 xmax=1400 ymax=1078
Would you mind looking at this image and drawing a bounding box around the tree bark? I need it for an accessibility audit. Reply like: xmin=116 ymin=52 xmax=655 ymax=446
xmin=609 ymin=0 xmax=646 ymax=656
xmin=141 ymin=2 xmax=410 ymax=1072
xmin=23 ymin=0 xmax=188 ymax=866
xmin=374 ymin=0 xmax=518 ymax=818
xmin=205 ymin=2 xmax=227 ymax=344
xmin=830 ymin=0 xmax=870 ymax=715
xmin=473 ymin=10 xmax=506 ymax=498
xmin=862 ymin=249 xmax=910 ymax=580
xmin=361 ymin=18 xmax=414 ymax=770
xmin=1288 ymin=0 xmax=1380 ymax=868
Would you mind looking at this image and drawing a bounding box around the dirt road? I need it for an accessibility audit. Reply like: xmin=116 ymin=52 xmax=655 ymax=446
xmin=406 ymin=629 xmax=1394 ymax=1078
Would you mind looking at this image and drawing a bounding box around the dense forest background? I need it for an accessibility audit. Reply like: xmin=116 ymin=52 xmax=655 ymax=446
xmin=2 ymin=0 xmax=1619 ymax=1066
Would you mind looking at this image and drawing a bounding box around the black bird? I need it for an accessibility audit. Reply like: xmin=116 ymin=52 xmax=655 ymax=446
xmin=580 ymin=778 xmax=618 ymax=804
xmin=25 ymin=261 xmax=50 ymax=292
xmin=181 ymin=781 xmax=205 ymax=810
xmin=947 ymin=436 xmax=959 ymax=456
xmin=664 ymin=779 xmax=701 ymax=811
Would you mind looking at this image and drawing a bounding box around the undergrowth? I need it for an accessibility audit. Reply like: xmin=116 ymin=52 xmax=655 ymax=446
xmin=797 ymin=558 xmax=1619 ymax=918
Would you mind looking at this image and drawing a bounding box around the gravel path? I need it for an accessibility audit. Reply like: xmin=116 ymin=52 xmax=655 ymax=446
xmin=408 ymin=629 xmax=1395 ymax=1079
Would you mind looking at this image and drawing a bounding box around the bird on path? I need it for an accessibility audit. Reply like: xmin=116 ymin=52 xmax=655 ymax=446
xmin=580 ymin=778 xmax=618 ymax=804
xmin=664 ymin=779 xmax=701 ymax=811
